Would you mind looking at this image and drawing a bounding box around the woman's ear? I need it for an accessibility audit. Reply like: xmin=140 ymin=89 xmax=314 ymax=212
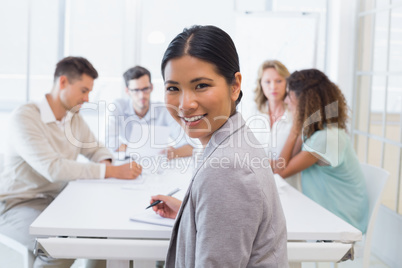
xmin=231 ymin=72 xmax=242 ymax=102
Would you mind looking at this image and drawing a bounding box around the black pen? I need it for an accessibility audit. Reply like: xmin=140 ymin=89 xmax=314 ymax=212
xmin=146 ymin=188 xmax=181 ymax=209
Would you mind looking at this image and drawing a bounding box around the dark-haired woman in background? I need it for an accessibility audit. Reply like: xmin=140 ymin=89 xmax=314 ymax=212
xmin=272 ymin=69 xmax=369 ymax=233
xmin=150 ymin=25 xmax=288 ymax=267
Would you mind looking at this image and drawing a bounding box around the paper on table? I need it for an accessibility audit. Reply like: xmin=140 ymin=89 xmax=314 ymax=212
xmin=130 ymin=209 xmax=175 ymax=227
xmin=77 ymin=174 xmax=145 ymax=184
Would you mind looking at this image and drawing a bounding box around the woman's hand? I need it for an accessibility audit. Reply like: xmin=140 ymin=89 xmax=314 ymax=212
xmin=290 ymin=122 xmax=301 ymax=137
xmin=270 ymin=158 xmax=286 ymax=174
xmin=150 ymin=195 xmax=182 ymax=219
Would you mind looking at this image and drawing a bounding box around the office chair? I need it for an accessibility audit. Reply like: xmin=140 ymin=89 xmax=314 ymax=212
xmin=0 ymin=233 xmax=34 ymax=268
xmin=315 ymin=163 xmax=389 ymax=268
xmin=353 ymin=163 xmax=389 ymax=268
xmin=0 ymin=154 xmax=34 ymax=268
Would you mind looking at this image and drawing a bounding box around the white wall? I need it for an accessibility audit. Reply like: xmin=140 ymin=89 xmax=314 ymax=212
xmin=327 ymin=2 xmax=402 ymax=267
xmin=0 ymin=112 xmax=9 ymax=155
xmin=325 ymin=0 xmax=358 ymax=107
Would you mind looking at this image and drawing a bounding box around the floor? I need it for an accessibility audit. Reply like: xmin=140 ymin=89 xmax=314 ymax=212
xmin=302 ymin=256 xmax=390 ymax=268
xmin=0 ymin=242 xmax=391 ymax=268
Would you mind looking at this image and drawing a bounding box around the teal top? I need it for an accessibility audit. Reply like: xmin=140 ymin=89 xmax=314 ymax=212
xmin=301 ymin=127 xmax=369 ymax=233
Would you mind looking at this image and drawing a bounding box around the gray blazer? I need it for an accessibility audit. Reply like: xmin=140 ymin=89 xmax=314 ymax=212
xmin=165 ymin=113 xmax=288 ymax=267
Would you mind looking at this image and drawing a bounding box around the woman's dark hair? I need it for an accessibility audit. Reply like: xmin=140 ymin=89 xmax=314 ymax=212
xmin=287 ymin=69 xmax=348 ymax=139
xmin=161 ymin=25 xmax=242 ymax=105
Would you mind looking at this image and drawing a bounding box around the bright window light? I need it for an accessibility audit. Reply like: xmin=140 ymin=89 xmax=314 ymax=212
xmin=147 ymin=31 xmax=166 ymax=44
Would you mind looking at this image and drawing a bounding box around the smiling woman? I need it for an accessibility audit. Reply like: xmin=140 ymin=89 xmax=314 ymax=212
xmin=161 ymin=25 xmax=243 ymax=146
xmin=149 ymin=25 xmax=288 ymax=267
xmin=163 ymin=56 xmax=241 ymax=145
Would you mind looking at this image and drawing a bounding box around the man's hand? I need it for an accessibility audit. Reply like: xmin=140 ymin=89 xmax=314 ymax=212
xmin=105 ymin=161 xmax=142 ymax=179
xmin=116 ymin=143 xmax=127 ymax=152
xmin=160 ymin=146 xmax=177 ymax=160
xmin=160 ymin=145 xmax=193 ymax=160
xmin=100 ymin=159 xmax=112 ymax=166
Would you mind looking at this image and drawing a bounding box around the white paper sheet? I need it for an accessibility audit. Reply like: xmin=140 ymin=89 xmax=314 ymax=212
xmin=77 ymin=175 xmax=146 ymax=184
xmin=130 ymin=209 xmax=175 ymax=227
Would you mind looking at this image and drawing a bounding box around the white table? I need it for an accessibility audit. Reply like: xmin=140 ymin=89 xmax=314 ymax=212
xmin=30 ymin=160 xmax=361 ymax=267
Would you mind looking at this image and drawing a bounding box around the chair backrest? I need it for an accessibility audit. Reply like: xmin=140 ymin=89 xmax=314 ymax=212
xmin=360 ymin=163 xmax=389 ymax=231
xmin=359 ymin=163 xmax=389 ymax=267
xmin=0 ymin=233 xmax=34 ymax=268
xmin=0 ymin=153 xmax=3 ymax=173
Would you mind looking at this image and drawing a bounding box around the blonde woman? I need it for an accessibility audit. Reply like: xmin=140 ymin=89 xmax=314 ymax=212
xmin=248 ymin=60 xmax=300 ymax=189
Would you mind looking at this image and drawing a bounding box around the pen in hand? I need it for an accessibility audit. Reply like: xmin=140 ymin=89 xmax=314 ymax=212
xmin=146 ymin=188 xmax=181 ymax=209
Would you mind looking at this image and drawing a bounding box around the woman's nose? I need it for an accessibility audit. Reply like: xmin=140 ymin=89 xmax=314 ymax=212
xmin=179 ymin=90 xmax=197 ymax=111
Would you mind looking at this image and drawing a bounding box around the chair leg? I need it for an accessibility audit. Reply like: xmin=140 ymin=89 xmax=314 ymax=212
xmin=0 ymin=233 xmax=34 ymax=268
xmin=27 ymin=251 xmax=35 ymax=268
xmin=330 ymin=262 xmax=338 ymax=268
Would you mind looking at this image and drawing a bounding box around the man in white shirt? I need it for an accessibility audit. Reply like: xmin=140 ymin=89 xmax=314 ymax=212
xmin=106 ymin=66 xmax=193 ymax=159
xmin=0 ymin=56 xmax=142 ymax=267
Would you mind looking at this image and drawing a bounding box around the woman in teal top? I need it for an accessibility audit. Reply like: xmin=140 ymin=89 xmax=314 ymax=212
xmin=272 ymin=69 xmax=369 ymax=233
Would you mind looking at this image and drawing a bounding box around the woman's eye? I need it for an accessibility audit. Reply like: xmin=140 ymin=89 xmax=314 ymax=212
xmin=166 ymin=86 xmax=179 ymax=92
xmin=195 ymin=83 xmax=209 ymax=89
xmin=265 ymin=81 xmax=270 ymax=84
xmin=277 ymin=80 xmax=282 ymax=83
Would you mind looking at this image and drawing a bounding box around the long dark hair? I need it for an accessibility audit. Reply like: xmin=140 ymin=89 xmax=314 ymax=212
xmin=287 ymin=69 xmax=348 ymax=139
xmin=161 ymin=25 xmax=242 ymax=105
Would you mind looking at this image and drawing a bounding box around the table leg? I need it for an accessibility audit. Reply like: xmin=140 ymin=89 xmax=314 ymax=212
xmin=106 ymin=260 xmax=130 ymax=268
xmin=133 ymin=260 xmax=157 ymax=267
xmin=289 ymin=262 xmax=302 ymax=268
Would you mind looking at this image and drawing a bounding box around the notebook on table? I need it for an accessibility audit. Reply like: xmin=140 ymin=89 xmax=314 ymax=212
xmin=130 ymin=209 xmax=175 ymax=227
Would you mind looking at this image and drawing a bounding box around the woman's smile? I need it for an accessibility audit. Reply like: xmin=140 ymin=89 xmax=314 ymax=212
xmin=180 ymin=114 xmax=207 ymax=126
xmin=164 ymin=55 xmax=239 ymax=145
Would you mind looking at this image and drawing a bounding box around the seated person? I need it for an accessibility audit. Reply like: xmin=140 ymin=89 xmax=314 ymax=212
xmin=150 ymin=25 xmax=288 ymax=267
xmin=106 ymin=65 xmax=193 ymax=159
xmin=247 ymin=59 xmax=300 ymax=190
xmin=0 ymin=56 xmax=142 ymax=267
xmin=249 ymin=60 xmax=292 ymax=158
xmin=272 ymin=68 xmax=369 ymax=233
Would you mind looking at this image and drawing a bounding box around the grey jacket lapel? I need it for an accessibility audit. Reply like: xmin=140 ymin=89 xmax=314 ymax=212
xmin=165 ymin=112 xmax=246 ymax=265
